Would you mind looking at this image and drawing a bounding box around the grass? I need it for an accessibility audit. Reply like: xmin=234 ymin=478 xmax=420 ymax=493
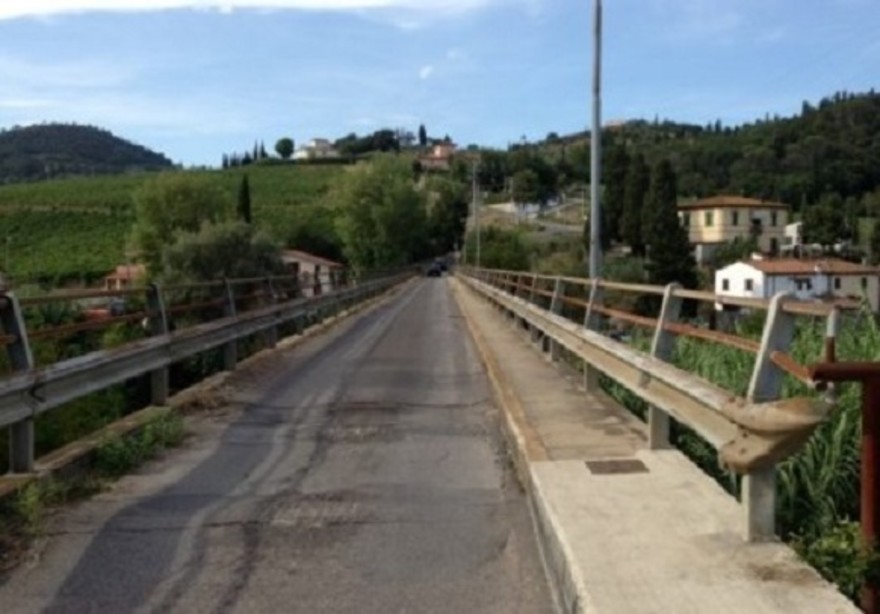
xmin=621 ymin=308 xmax=879 ymax=600
xmin=93 ymin=411 xmax=185 ymax=477
xmin=534 ymin=245 xmax=880 ymax=600
xmin=0 ymin=411 xmax=185 ymax=571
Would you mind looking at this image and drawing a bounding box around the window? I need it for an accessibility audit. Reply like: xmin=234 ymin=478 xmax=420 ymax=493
xmin=745 ymin=279 xmax=753 ymax=292
xmin=704 ymin=211 xmax=714 ymax=227
xmin=794 ymin=277 xmax=813 ymax=291
xmin=834 ymin=278 xmax=841 ymax=290
xmin=681 ymin=212 xmax=690 ymax=227
xmin=731 ymin=211 xmax=739 ymax=226
xmin=863 ymin=277 xmax=869 ymax=290
xmin=722 ymin=279 xmax=730 ymax=291
xmin=771 ymin=211 xmax=778 ymax=227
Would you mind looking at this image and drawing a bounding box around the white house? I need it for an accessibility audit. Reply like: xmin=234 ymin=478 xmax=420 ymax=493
xmin=280 ymin=249 xmax=344 ymax=297
xmin=293 ymin=138 xmax=341 ymax=161
xmin=781 ymin=222 xmax=803 ymax=255
xmin=714 ymin=257 xmax=880 ymax=311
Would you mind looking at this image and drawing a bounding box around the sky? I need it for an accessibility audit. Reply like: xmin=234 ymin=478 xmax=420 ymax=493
xmin=0 ymin=0 xmax=877 ymax=166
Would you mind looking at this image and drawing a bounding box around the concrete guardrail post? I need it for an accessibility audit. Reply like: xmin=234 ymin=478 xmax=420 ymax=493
xmin=263 ymin=277 xmax=279 ymax=349
xmin=647 ymin=283 xmax=683 ymax=449
xmin=145 ymin=284 xmax=170 ymax=406
xmin=548 ymin=278 xmax=565 ymax=361
xmin=582 ymin=279 xmax=604 ymax=392
xmin=743 ymin=291 xmax=796 ymax=542
xmin=222 ymin=279 xmax=238 ymax=370
xmin=1 ymin=293 xmax=35 ymax=473
xmin=529 ymin=276 xmax=544 ymax=346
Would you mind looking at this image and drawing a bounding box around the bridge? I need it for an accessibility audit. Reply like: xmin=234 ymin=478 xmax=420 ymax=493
xmin=0 ymin=268 xmax=875 ymax=612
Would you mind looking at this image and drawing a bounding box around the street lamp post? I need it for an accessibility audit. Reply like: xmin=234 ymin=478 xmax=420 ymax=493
xmin=589 ymin=0 xmax=603 ymax=279
xmin=472 ymin=159 xmax=481 ymax=269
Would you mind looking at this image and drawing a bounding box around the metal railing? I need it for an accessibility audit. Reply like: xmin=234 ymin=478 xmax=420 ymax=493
xmin=459 ymin=266 xmax=880 ymax=552
xmin=0 ymin=268 xmax=411 ymax=476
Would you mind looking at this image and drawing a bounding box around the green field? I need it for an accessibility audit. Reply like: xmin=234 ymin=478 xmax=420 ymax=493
xmin=0 ymin=163 xmax=347 ymax=284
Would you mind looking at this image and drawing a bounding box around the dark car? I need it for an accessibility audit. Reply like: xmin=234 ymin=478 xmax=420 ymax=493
xmin=426 ymin=263 xmax=443 ymax=277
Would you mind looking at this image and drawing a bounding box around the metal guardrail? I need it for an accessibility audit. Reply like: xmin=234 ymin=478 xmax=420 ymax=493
xmin=0 ymin=269 xmax=411 ymax=476
xmin=457 ymin=266 xmax=878 ymax=545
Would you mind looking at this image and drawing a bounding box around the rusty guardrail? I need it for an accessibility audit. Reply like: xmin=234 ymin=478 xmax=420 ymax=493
xmin=457 ymin=266 xmax=860 ymax=544
xmin=0 ymin=267 xmax=411 ymax=479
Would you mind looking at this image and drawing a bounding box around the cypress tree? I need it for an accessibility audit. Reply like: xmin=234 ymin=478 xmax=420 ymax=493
xmin=644 ymin=160 xmax=696 ymax=289
xmin=870 ymin=218 xmax=880 ymax=265
xmin=603 ymin=144 xmax=629 ymax=243
xmin=621 ymin=153 xmax=649 ymax=256
xmin=418 ymin=124 xmax=427 ymax=148
xmin=237 ymin=174 xmax=252 ymax=224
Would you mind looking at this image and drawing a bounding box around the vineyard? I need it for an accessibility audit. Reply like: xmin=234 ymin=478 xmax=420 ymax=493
xmin=0 ymin=163 xmax=346 ymax=285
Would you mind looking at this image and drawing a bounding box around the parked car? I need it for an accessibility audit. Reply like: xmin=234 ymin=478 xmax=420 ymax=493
xmin=426 ymin=262 xmax=443 ymax=277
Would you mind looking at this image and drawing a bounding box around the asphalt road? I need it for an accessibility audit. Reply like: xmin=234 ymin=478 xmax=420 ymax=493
xmin=0 ymin=278 xmax=554 ymax=613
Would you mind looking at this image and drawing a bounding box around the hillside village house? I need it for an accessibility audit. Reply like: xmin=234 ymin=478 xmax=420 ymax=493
xmin=419 ymin=142 xmax=457 ymax=171
xmin=678 ymin=195 xmax=789 ymax=264
xmin=293 ymin=138 xmax=341 ymax=161
xmin=714 ymin=256 xmax=880 ymax=312
xmin=103 ymin=264 xmax=146 ymax=291
xmin=281 ymin=249 xmax=343 ymax=297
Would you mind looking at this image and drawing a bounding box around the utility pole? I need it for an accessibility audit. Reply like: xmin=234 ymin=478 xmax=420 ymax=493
xmin=472 ymin=159 xmax=481 ymax=268
xmin=589 ymin=0 xmax=603 ymax=279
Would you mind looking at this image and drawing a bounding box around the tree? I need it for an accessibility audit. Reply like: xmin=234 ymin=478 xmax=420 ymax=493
xmin=511 ymin=169 xmax=540 ymax=207
xmin=418 ymin=124 xmax=427 ymax=148
xmin=259 ymin=141 xmax=268 ymax=160
xmin=621 ymin=153 xmax=649 ymax=256
xmin=162 ymin=221 xmax=282 ymax=284
xmin=129 ymin=173 xmax=233 ymax=275
xmin=237 ymin=174 xmax=252 ymax=224
xmin=603 ymin=144 xmax=629 ymax=243
xmin=282 ymin=204 xmax=344 ymax=263
xmin=803 ymin=194 xmax=845 ymax=251
xmin=644 ymin=160 xmax=697 ymax=289
xmin=870 ymin=219 xmax=880 ymax=265
xmin=275 ymin=137 xmax=294 ymax=160
xmin=463 ymin=226 xmax=529 ymax=271
xmin=711 ymin=236 xmax=759 ymax=269
xmin=426 ymin=176 xmax=469 ymax=254
xmin=333 ymin=155 xmax=428 ymax=270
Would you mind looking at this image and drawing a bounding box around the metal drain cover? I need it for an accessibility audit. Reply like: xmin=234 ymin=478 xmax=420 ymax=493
xmin=585 ymin=459 xmax=649 ymax=475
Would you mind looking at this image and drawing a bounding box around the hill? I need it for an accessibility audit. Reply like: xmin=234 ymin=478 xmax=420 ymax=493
xmin=0 ymin=123 xmax=174 ymax=184
xmin=0 ymin=164 xmax=346 ymax=285
xmin=537 ymin=90 xmax=880 ymax=213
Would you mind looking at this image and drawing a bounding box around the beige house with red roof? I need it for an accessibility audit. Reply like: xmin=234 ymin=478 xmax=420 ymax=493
xmin=281 ymin=249 xmax=343 ymax=297
xmin=103 ymin=264 xmax=146 ymax=291
xmin=714 ymin=257 xmax=880 ymax=311
xmin=679 ymin=195 xmax=789 ymax=264
xmin=419 ymin=142 xmax=457 ymax=171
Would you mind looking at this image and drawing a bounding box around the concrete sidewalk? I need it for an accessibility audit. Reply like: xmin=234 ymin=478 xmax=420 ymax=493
xmin=452 ymin=278 xmax=857 ymax=614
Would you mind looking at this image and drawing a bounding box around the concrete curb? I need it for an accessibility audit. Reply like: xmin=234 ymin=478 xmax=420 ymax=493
xmin=452 ymin=277 xmax=580 ymax=614
xmin=0 ymin=279 xmax=411 ymax=505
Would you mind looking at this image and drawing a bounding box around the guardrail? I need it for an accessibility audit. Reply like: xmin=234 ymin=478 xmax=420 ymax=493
xmin=458 ymin=267 xmax=880 ymax=556
xmin=0 ymin=268 xmax=411 ymax=476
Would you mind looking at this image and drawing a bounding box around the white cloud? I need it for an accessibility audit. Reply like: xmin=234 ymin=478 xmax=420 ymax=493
xmin=0 ymin=97 xmax=54 ymax=109
xmin=0 ymin=0 xmax=504 ymax=21
xmin=419 ymin=65 xmax=435 ymax=80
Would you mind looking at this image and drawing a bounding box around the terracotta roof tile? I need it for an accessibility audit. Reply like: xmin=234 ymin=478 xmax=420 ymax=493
xmin=744 ymin=258 xmax=879 ymax=276
xmin=679 ymin=195 xmax=789 ymax=210
xmin=281 ymin=249 xmax=343 ymax=268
